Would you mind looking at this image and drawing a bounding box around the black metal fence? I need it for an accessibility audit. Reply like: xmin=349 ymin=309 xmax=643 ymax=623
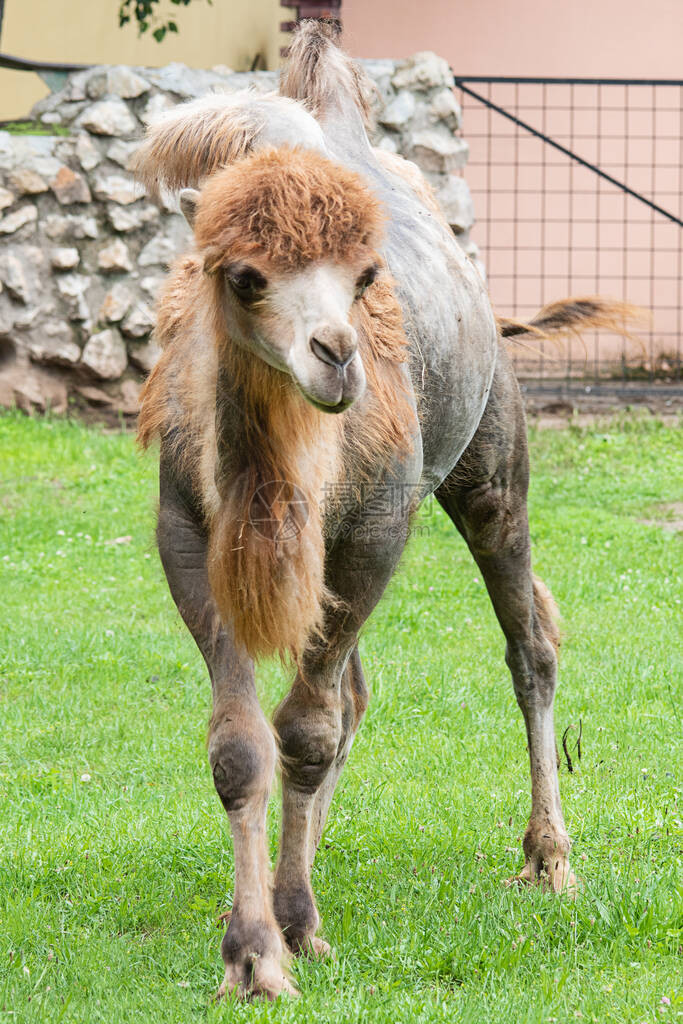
xmin=454 ymin=77 xmax=683 ymax=393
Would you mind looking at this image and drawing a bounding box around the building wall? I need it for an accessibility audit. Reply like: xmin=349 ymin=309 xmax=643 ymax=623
xmin=343 ymin=0 xmax=683 ymax=78
xmin=345 ymin=0 xmax=683 ymax=375
xmin=0 ymin=0 xmax=295 ymax=120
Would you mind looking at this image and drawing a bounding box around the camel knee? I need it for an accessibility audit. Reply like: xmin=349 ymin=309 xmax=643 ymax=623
xmin=274 ymin=695 xmax=341 ymax=793
xmin=208 ymin=709 xmax=275 ymax=812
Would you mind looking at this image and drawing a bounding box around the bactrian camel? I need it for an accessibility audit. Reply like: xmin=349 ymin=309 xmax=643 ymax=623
xmin=134 ymin=22 xmax=636 ymax=999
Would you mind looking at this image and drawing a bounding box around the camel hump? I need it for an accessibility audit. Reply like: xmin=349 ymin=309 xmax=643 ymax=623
xmin=280 ymin=19 xmax=373 ymax=131
xmin=131 ymin=91 xmax=327 ymax=198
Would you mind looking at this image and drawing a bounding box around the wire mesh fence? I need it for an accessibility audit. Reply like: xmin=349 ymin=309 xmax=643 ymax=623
xmin=455 ymin=77 xmax=683 ymax=392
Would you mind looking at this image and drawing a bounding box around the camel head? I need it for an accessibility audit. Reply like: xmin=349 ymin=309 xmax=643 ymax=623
xmin=179 ymin=147 xmax=385 ymax=412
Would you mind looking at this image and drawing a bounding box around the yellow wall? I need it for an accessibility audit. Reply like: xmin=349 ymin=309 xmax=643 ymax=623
xmin=0 ymin=0 xmax=295 ymax=120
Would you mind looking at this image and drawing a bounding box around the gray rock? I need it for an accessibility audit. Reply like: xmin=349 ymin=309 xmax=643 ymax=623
xmin=43 ymin=101 xmax=88 ymax=126
xmin=0 ymin=205 xmax=38 ymax=235
xmin=50 ymin=166 xmax=92 ymax=205
xmin=128 ymin=338 xmax=161 ymax=373
xmin=76 ymin=100 xmax=139 ymax=138
xmin=429 ymin=88 xmax=461 ymax=131
xmin=76 ymin=384 xmax=115 ymax=406
xmin=121 ymin=302 xmax=156 ymax=338
xmin=12 ymin=303 xmax=48 ymax=330
xmin=65 ymin=69 xmax=92 ymax=102
xmin=98 ymin=239 xmax=133 ymax=273
xmin=44 ymin=213 xmax=98 ymax=241
xmin=3 ymin=136 xmax=62 ymax=180
xmin=100 ymin=282 xmax=134 ymax=322
xmin=13 ymin=372 xmax=68 ymax=414
xmin=120 ymin=377 xmax=141 ymax=414
xmin=392 ymin=52 xmax=453 ymax=92
xmin=140 ymin=92 xmax=176 ymax=126
xmin=84 ymin=66 xmax=150 ymax=101
xmin=140 ymin=275 xmax=164 ymax=299
xmin=0 ymin=249 xmax=40 ymax=304
xmin=84 ymin=71 xmax=110 ymax=102
xmin=26 ymin=321 xmax=81 ymax=366
xmin=56 ymin=274 xmax=91 ymax=321
xmin=106 ymin=66 xmax=150 ymax=99
xmin=92 ymin=169 xmax=144 ymax=206
xmin=142 ymin=62 xmax=232 ymax=100
xmin=0 ymin=187 xmax=14 ymax=211
xmin=106 ymin=139 xmax=139 ymax=169
xmin=408 ymin=130 xmax=469 ymax=174
xmin=75 ymin=132 xmax=103 ymax=171
xmin=50 ymin=247 xmax=80 ymax=271
xmin=0 ymin=299 xmax=15 ymax=335
xmin=0 ymin=131 xmax=13 ymax=172
xmin=139 ymin=233 xmax=178 ymax=268
xmin=81 ymin=328 xmax=128 ymax=379
xmin=0 ymin=254 xmax=27 ymax=303
xmin=6 ymin=168 xmax=48 ymax=195
xmin=379 ymin=90 xmax=416 ymax=130
xmin=363 ymin=58 xmax=398 ymax=104
xmin=107 ymin=202 xmax=159 ymax=233
xmin=435 ymin=175 xmax=475 ymax=233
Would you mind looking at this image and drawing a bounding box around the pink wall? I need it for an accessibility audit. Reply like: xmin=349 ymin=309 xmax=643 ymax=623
xmin=343 ymin=0 xmax=683 ymax=78
xmin=344 ymin=1 xmax=683 ymax=375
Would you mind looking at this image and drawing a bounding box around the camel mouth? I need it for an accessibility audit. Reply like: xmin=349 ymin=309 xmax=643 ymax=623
xmin=304 ymin=393 xmax=355 ymax=414
xmin=295 ymin=378 xmax=357 ymax=413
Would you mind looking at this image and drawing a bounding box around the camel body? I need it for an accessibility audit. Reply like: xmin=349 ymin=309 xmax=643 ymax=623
xmin=131 ymin=24 xmax=637 ymax=999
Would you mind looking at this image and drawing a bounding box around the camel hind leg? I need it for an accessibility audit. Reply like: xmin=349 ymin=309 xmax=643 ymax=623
xmin=436 ymin=348 xmax=574 ymax=892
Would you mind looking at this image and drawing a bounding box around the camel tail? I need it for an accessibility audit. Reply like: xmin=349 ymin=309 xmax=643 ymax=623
xmin=497 ymin=297 xmax=648 ymax=342
xmin=280 ymin=19 xmax=373 ymax=129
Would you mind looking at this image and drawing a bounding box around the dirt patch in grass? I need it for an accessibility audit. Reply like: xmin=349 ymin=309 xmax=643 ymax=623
xmin=639 ymin=502 xmax=683 ymax=533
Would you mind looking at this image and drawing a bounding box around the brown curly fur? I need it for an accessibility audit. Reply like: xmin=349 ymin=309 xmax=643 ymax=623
xmin=195 ymin=147 xmax=384 ymax=272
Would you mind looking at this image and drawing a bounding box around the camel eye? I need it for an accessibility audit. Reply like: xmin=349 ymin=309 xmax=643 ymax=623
xmin=355 ymin=263 xmax=379 ymax=299
xmin=226 ymin=264 xmax=267 ymax=303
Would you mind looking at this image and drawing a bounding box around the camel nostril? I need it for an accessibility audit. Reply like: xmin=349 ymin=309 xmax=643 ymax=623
xmin=310 ymin=336 xmax=349 ymax=370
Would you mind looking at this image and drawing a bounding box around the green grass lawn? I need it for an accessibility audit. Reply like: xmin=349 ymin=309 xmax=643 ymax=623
xmin=0 ymin=410 xmax=681 ymax=1024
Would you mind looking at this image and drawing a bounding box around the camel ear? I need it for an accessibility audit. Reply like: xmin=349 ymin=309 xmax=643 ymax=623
xmin=179 ymin=188 xmax=200 ymax=228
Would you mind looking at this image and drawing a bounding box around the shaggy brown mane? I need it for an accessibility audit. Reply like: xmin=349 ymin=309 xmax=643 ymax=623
xmin=194 ymin=147 xmax=384 ymax=272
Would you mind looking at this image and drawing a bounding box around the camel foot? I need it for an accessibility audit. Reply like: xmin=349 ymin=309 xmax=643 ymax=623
xmin=506 ymin=859 xmax=577 ymax=896
xmin=215 ymin=917 xmax=297 ymax=1001
xmin=290 ymin=935 xmax=334 ymax=959
xmin=505 ymin=821 xmax=577 ymax=895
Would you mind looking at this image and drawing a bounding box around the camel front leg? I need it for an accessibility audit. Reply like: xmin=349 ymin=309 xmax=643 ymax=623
xmin=211 ymin=699 xmax=296 ymax=998
xmin=272 ymin=643 xmax=366 ymax=957
xmin=272 ymin=497 xmax=414 ymax=955
xmin=156 ymin=476 xmax=294 ymax=999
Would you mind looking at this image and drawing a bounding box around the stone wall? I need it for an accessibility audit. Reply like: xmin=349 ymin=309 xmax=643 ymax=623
xmin=0 ymin=54 xmax=477 ymax=416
